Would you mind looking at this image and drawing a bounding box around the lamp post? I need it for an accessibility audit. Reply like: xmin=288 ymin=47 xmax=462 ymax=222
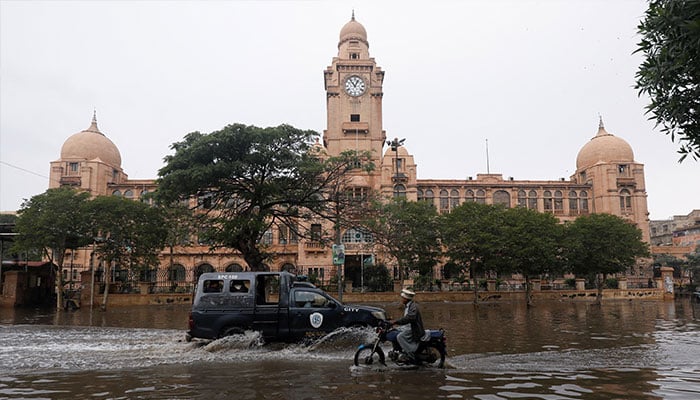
xmin=386 ymin=137 xmax=406 ymax=197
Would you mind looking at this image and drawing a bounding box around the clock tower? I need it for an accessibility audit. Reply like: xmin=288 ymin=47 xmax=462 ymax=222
xmin=323 ymin=13 xmax=387 ymax=182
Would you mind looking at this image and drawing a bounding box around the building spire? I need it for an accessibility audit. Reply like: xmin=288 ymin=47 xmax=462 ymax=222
xmin=87 ymin=109 xmax=102 ymax=134
xmin=598 ymin=114 xmax=604 ymax=130
xmin=351 ymin=9 xmax=355 ymax=21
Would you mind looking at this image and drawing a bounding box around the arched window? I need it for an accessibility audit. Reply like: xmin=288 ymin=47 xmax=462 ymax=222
xmin=424 ymin=189 xmax=435 ymax=207
xmin=580 ymin=190 xmax=589 ymax=213
xmin=112 ymin=190 xmax=121 ymax=197
xmin=194 ymin=263 xmax=215 ymax=281
xmin=475 ymin=189 xmax=486 ymax=204
xmin=554 ymin=190 xmax=563 ymax=212
xmin=493 ymin=190 xmax=510 ymax=208
xmin=140 ymin=189 xmax=151 ymax=204
xmin=393 ymin=184 xmax=406 ymax=198
xmin=517 ymin=190 xmax=527 ymax=207
xmin=569 ymin=191 xmax=578 ymax=212
xmin=168 ymin=264 xmax=186 ymax=282
xmin=465 ymin=189 xmax=475 ymax=203
xmin=527 ymin=190 xmax=537 ymax=210
xmin=450 ymin=189 xmax=460 ymax=209
xmin=123 ymin=190 xmax=133 ymax=199
xmin=620 ymin=189 xmax=632 ymax=211
xmin=226 ymin=263 xmax=244 ymax=272
xmin=439 ymin=189 xmax=449 ymax=212
xmin=543 ymin=191 xmax=553 ymax=211
xmin=416 ymin=188 xmax=424 ymax=201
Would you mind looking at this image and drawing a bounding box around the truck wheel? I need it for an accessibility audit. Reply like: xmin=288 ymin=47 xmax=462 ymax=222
xmin=220 ymin=326 xmax=244 ymax=338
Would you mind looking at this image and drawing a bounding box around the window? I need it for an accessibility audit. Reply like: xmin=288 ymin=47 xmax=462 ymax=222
xmin=260 ymin=229 xmax=273 ymax=245
xmin=123 ymin=190 xmax=133 ymax=199
xmin=278 ymin=225 xmax=288 ymax=244
xmin=440 ymin=190 xmax=449 ymax=212
xmin=112 ymin=190 xmax=121 ymax=197
xmin=68 ymin=162 xmax=79 ymax=173
xmin=425 ymin=189 xmax=435 ymax=207
xmin=569 ymin=191 xmax=578 ymax=212
xmin=198 ymin=192 xmax=214 ymax=209
xmin=311 ymin=224 xmax=322 ymax=242
xmin=493 ymin=190 xmax=510 ymax=207
xmin=393 ymin=184 xmax=406 ymax=198
xmin=417 ymin=189 xmax=424 ymax=201
xmin=528 ymin=190 xmax=537 ymax=210
xmin=346 ymin=186 xmax=369 ymax=201
xmin=465 ymin=189 xmax=475 ymax=203
xmin=517 ymin=190 xmax=527 ymax=208
xmin=580 ymin=190 xmax=589 ymax=212
xmin=226 ymin=263 xmax=244 ymax=272
xmin=618 ymin=164 xmax=629 ymax=176
xmin=620 ymin=189 xmax=632 ymax=211
xmin=554 ymin=190 xmax=563 ymax=212
xmin=229 ymin=279 xmax=250 ymax=293
xmin=475 ymin=189 xmax=486 ymax=204
xmin=281 ymin=263 xmax=296 ymax=273
xmin=293 ymin=290 xmax=330 ymax=308
xmin=543 ymin=191 xmax=553 ymax=211
xmin=350 ymin=114 xmax=360 ymax=122
xmin=203 ymin=279 xmax=223 ymax=293
xmin=450 ymin=189 xmax=460 ymax=209
xmin=342 ymin=227 xmax=373 ymax=243
xmin=169 ymin=264 xmax=186 ymax=281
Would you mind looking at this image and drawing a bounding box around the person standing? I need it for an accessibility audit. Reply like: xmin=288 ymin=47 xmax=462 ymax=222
xmin=393 ymin=288 xmax=425 ymax=362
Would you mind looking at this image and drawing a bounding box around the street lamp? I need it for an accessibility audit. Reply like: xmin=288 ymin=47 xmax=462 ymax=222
xmin=386 ymin=137 xmax=406 ymax=197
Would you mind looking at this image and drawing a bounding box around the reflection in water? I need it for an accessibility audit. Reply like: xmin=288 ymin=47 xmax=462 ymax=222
xmin=0 ymin=299 xmax=699 ymax=399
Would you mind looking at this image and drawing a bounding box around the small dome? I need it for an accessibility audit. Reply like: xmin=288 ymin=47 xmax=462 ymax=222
xmin=60 ymin=113 xmax=122 ymax=168
xmin=339 ymin=14 xmax=368 ymax=46
xmin=576 ymin=121 xmax=634 ymax=170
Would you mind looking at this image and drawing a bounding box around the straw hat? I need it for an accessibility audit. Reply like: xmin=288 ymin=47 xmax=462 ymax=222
xmin=400 ymin=288 xmax=415 ymax=300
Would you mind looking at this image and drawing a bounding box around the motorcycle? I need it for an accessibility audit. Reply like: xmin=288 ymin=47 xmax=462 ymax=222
xmin=354 ymin=320 xmax=447 ymax=368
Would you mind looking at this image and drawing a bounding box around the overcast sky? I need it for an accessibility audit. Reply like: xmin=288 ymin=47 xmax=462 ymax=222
xmin=1 ymin=0 xmax=697 ymax=220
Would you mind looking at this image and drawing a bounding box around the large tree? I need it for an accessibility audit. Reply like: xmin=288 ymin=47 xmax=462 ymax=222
xmin=441 ymin=202 xmax=507 ymax=304
xmin=564 ymin=213 xmax=650 ymax=305
xmin=363 ymin=198 xmax=442 ymax=288
xmin=500 ymin=206 xmax=564 ymax=307
xmin=11 ymin=188 xmax=92 ymax=309
xmin=635 ymin=0 xmax=700 ymax=161
xmin=84 ymin=196 xmax=167 ymax=310
xmin=156 ymin=123 xmax=371 ymax=271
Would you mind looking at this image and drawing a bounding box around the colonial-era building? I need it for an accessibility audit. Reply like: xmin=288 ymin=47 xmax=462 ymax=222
xmin=48 ymin=15 xmax=652 ymax=291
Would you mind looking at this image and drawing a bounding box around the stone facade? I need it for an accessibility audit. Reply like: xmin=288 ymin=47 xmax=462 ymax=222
xmin=47 ymin=15 xmax=653 ymax=290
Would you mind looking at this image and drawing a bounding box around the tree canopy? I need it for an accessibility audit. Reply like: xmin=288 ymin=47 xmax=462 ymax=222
xmin=635 ymin=0 xmax=700 ymax=161
xmin=156 ymin=123 xmax=371 ymax=271
xmin=564 ymin=213 xmax=650 ymax=303
xmin=363 ymin=198 xmax=442 ymax=285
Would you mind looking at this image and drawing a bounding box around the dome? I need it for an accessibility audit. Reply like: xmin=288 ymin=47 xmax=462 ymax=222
xmin=60 ymin=113 xmax=122 ymax=168
xmin=576 ymin=120 xmax=634 ymax=170
xmin=339 ymin=13 xmax=368 ymax=46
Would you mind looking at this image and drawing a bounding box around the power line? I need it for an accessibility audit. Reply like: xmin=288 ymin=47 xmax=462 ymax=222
xmin=0 ymin=160 xmax=50 ymax=180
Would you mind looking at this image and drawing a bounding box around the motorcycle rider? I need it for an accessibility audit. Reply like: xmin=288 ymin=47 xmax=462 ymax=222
xmin=392 ymin=288 xmax=425 ymax=362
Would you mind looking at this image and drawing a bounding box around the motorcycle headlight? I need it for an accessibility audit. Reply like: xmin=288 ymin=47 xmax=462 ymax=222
xmin=371 ymin=310 xmax=386 ymax=321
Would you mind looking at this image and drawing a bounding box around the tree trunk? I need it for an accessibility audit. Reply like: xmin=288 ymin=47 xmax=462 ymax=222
xmin=471 ymin=266 xmax=479 ymax=305
xmin=594 ymin=273 xmax=605 ymax=306
xmin=525 ymin=275 xmax=533 ymax=308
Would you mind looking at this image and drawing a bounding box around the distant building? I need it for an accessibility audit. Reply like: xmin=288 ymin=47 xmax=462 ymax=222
xmin=650 ymin=210 xmax=700 ymax=259
xmin=46 ymin=15 xmax=653 ymax=291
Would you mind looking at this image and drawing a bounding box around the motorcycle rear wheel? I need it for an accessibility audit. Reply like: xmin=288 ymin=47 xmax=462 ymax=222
xmin=354 ymin=346 xmax=385 ymax=367
xmin=421 ymin=345 xmax=446 ymax=368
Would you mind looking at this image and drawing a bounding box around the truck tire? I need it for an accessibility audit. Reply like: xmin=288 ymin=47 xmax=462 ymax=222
xmin=220 ymin=326 xmax=244 ymax=338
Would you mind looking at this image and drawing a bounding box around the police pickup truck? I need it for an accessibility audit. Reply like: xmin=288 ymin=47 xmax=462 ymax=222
xmin=186 ymin=271 xmax=387 ymax=342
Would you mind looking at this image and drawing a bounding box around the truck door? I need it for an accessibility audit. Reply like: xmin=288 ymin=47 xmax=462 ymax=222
xmin=289 ymin=289 xmax=342 ymax=341
xmin=252 ymin=274 xmax=281 ymax=338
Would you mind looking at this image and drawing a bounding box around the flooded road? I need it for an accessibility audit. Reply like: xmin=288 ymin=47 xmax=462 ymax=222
xmin=1 ymin=299 xmax=699 ymax=399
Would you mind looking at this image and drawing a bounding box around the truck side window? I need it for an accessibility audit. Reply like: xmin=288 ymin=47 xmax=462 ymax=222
xmin=294 ymin=291 xmax=315 ymax=308
xmin=203 ymin=279 xmax=223 ymax=293
xmin=230 ymin=279 xmax=250 ymax=293
xmin=256 ymin=275 xmax=280 ymax=305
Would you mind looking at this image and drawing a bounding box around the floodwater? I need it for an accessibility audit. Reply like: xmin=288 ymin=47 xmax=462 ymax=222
xmin=1 ymin=299 xmax=699 ymax=399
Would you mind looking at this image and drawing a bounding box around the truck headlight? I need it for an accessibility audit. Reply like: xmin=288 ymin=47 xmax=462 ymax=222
xmin=371 ymin=310 xmax=386 ymax=320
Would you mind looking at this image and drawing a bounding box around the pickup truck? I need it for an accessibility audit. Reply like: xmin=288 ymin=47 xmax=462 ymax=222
xmin=186 ymin=271 xmax=387 ymax=342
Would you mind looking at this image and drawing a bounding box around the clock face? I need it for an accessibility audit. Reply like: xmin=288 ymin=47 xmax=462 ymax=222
xmin=344 ymin=76 xmax=366 ymax=97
